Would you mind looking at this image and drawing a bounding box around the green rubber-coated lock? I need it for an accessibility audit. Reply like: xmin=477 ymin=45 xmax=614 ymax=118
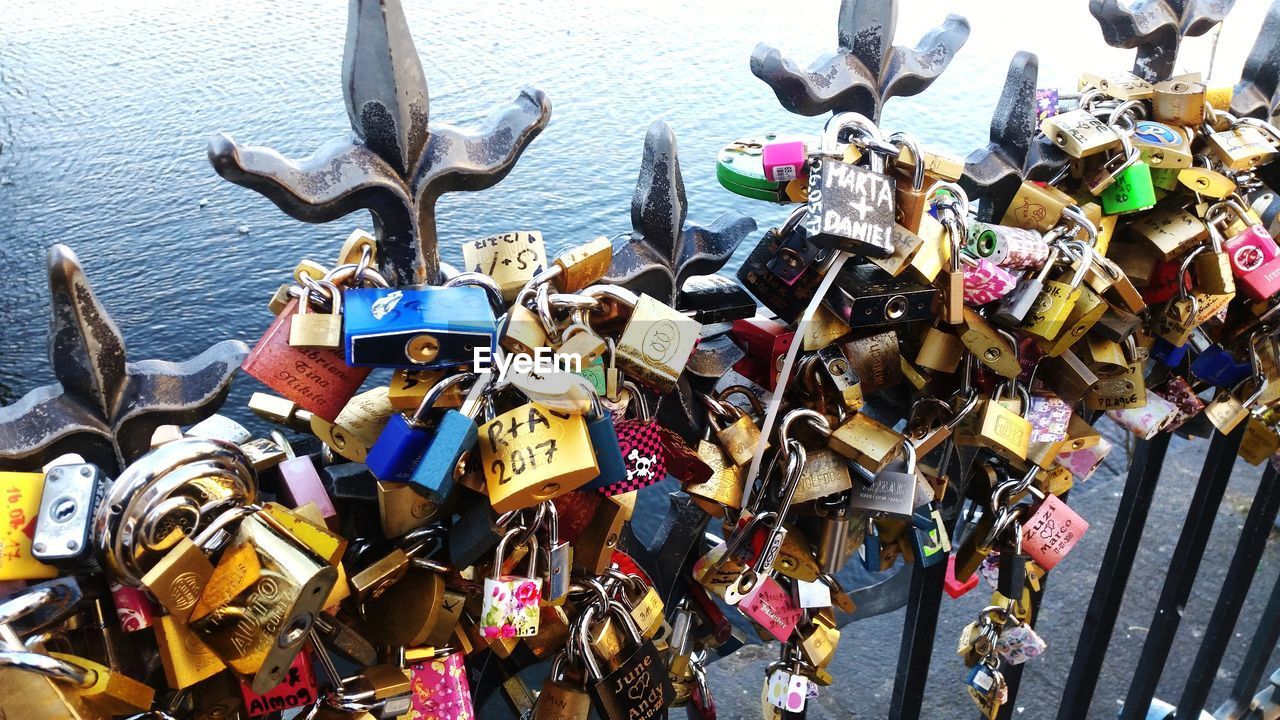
xmin=1101 ymin=160 xmax=1157 ymax=215
xmin=717 ymin=134 xmax=808 ymax=203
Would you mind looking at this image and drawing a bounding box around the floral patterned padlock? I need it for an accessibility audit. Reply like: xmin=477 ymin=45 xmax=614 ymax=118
xmin=1056 ymin=436 xmax=1113 ymax=481
xmin=995 ymin=622 xmax=1047 ymax=665
xmin=962 ymin=257 xmax=1019 ymax=305
xmin=1025 ymin=394 xmax=1072 ymax=443
xmin=1153 ymin=375 xmax=1206 ymax=432
xmin=408 ymin=648 xmax=474 ymax=719
xmin=1020 ymin=494 xmax=1089 ymax=571
xmin=766 ymin=662 xmax=810 ymax=713
xmin=1107 ymin=389 xmax=1176 ymax=439
xmin=481 ymin=529 xmax=543 ymax=639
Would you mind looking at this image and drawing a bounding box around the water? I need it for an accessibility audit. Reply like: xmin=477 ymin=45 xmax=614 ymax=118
xmin=0 ymin=0 xmax=1269 ymax=415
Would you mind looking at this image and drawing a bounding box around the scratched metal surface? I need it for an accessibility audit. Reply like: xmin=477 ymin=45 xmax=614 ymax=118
xmin=0 ymin=1 xmax=1278 ymax=717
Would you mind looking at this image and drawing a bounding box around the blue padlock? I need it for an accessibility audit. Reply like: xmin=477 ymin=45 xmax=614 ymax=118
xmin=582 ymin=398 xmax=629 ymax=490
xmin=1149 ymin=337 xmax=1189 ymax=366
xmin=408 ymin=374 xmax=491 ymax=504
xmin=1191 ymin=346 xmax=1251 ymax=388
xmin=343 ymin=285 xmax=498 ymax=369
xmin=367 ymin=373 xmax=474 ymax=482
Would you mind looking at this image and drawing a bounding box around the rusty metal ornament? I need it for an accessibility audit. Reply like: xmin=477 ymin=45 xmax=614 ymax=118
xmin=749 ymin=0 xmax=970 ymax=121
xmin=1090 ymin=0 xmax=1236 ymax=82
xmin=960 ymin=52 xmax=1070 ymax=221
xmin=0 ymin=246 xmax=248 ymax=474
xmin=603 ymin=120 xmax=756 ymax=308
xmin=208 ymin=0 xmax=551 ymax=286
xmin=1231 ymin=0 xmax=1280 ymax=120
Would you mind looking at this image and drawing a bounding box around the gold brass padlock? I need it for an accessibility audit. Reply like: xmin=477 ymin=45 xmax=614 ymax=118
xmin=1081 ymin=70 xmax=1154 ymax=100
xmin=828 ymin=412 xmax=904 ymax=474
xmin=1129 ymin=208 xmax=1209 ymax=261
xmin=479 ymin=402 xmax=599 ymax=513
xmin=1041 ymin=109 xmax=1122 ymax=158
xmin=613 ymin=293 xmax=702 ymax=394
xmin=1021 ymin=243 xmax=1091 ymax=341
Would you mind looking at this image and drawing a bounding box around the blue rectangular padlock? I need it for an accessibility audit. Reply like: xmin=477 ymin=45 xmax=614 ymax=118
xmin=1191 ymin=346 xmax=1251 ymax=388
xmin=408 ymin=376 xmax=489 ymax=504
xmin=343 ymin=286 xmax=497 ymax=369
xmin=581 ymin=408 xmax=628 ymax=491
xmin=1149 ymin=337 xmax=1188 ymax=366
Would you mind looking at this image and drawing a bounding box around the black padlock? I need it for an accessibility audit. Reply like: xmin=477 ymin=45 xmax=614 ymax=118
xmin=804 ymin=115 xmax=896 ymax=257
xmin=737 ymin=214 xmax=827 ymax=324
xmin=992 ymin=244 xmax=1059 ymax=326
xmin=823 ymin=264 xmax=936 ymax=328
xmin=582 ymin=600 xmax=675 ymax=720
xmin=677 ymin=274 xmax=758 ymax=324
xmin=447 ymin=492 xmax=506 ymax=569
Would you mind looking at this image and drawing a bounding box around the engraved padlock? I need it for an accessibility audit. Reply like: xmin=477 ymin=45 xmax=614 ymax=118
xmin=803 ymin=112 xmax=896 ymax=257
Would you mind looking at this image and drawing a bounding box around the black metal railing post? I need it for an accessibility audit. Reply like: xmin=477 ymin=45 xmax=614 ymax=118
xmin=1176 ymin=461 xmax=1280 ymax=716
xmin=1214 ymin=564 xmax=1280 ymax=719
xmin=1057 ymin=432 xmax=1172 ymax=719
xmin=1118 ymin=426 xmax=1247 ymax=720
xmin=888 ymin=559 xmax=947 ymax=720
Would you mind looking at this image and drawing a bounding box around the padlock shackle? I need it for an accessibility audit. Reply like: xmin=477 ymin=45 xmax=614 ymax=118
xmin=887 ymin=131 xmax=925 ymax=191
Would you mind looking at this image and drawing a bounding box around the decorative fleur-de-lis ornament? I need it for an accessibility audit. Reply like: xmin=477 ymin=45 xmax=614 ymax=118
xmin=603 ymin=120 xmax=756 ymax=442
xmin=603 ymin=120 xmax=756 ymax=308
xmin=1231 ymin=0 xmax=1280 ymax=120
xmin=1090 ymin=0 xmax=1236 ymax=82
xmin=749 ymin=0 xmax=970 ymax=121
xmin=208 ymin=0 xmax=551 ymax=286
xmin=0 ymin=246 xmax=248 ymax=474
xmin=961 ymin=52 xmax=1070 ymax=221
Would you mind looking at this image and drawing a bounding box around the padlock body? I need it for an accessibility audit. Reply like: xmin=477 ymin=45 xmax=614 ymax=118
xmin=1020 ymin=495 xmax=1088 ymax=570
xmin=481 ymin=576 xmax=542 ymax=638
xmin=365 ymin=414 xmax=431 ymax=483
xmin=343 ymin=287 xmax=497 ymax=369
xmin=962 ymin=258 xmax=1018 ymax=305
xmin=480 ymin=403 xmax=598 ymax=513
xmin=1225 ymin=225 xmax=1280 ymax=300
xmin=408 ymin=409 xmax=478 ymax=504
xmin=1099 ymin=160 xmax=1156 ymax=214
xmin=242 ymin=299 xmax=370 ymax=423
xmin=804 ymin=157 xmax=896 ymax=257
xmin=582 ymin=413 xmax=628 ymax=491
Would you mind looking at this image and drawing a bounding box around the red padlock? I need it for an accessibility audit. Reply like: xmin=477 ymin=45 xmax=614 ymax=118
xmin=241 ymin=298 xmax=370 ymax=422
xmin=731 ymin=317 xmax=795 ymax=391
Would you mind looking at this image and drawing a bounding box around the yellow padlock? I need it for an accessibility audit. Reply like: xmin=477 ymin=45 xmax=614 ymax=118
xmin=479 ymin=402 xmax=599 ymax=513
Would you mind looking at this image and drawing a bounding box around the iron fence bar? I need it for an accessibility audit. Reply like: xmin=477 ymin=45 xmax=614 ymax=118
xmin=1176 ymin=461 xmax=1280 ymax=717
xmin=1056 ymin=432 xmax=1172 ymax=719
xmin=1214 ymin=559 xmax=1280 ymax=720
xmin=1118 ymin=426 xmax=1246 ymax=720
xmin=992 ymin=489 xmax=1059 ymax=720
xmin=888 ymin=559 xmax=947 ymax=720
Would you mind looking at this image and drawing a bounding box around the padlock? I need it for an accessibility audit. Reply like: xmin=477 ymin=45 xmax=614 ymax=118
xmin=1020 ymin=492 xmax=1089 ymax=571
xmin=481 ymin=529 xmax=543 ymax=639
xmin=406 ymin=375 xmax=490 ymax=504
xmin=242 ymin=298 xmax=371 ymax=423
xmin=405 ymin=648 xmax=476 ymax=719
xmin=1081 ymin=70 xmax=1153 ymax=100
xmin=1151 ymin=79 xmax=1207 ymax=126
xmin=736 ymin=214 xmax=828 ymax=324
xmin=1206 ymin=122 xmax=1277 ymax=171
xmin=31 ymin=462 xmax=105 ymax=572
xmin=814 ymin=344 xmax=866 ymax=411
xmin=1021 ymin=241 xmax=1092 ymax=341
xmin=1130 ymin=208 xmax=1209 ymax=261
xmin=597 ymin=387 xmax=666 ymax=496
xmin=270 ymin=434 xmax=338 ymax=531
xmin=1192 ymin=345 xmax=1252 ymax=388
xmin=1083 ymin=129 xmax=1137 ymax=195
xmin=186 ymin=509 xmax=337 ymax=693
xmin=480 ymin=401 xmax=599 ymax=513
xmin=840 ymin=330 xmax=903 ymax=393
xmin=1099 ymin=157 xmax=1156 ymax=215
xmin=462 ymin=230 xmax=548 ymax=302
xmin=343 ymin=285 xmax=499 ymax=369
xmin=765 ymin=657 xmax=810 ymax=714
xmin=889 ymin=132 xmax=931 ymax=233
xmin=685 ymin=437 xmax=745 ymax=517
xmin=954 ymin=385 xmax=1032 ymax=462
xmin=935 ymin=193 xmax=967 ymax=324
xmin=968 ymin=222 xmax=1051 ymax=270
xmin=762 ymin=139 xmax=808 ymax=184
xmin=732 ymin=315 xmax=796 ymax=391
xmin=238 ymin=647 xmax=318 ymax=717
xmin=1037 ymin=281 xmax=1107 ymax=357
xmin=791 ymin=448 xmax=853 ymax=504
xmin=847 ymin=441 xmax=921 ymax=521
xmin=916 ymin=324 xmax=965 ymax=373
xmin=867 ymin=223 xmax=926 ymax=277
xmin=1041 ymin=108 xmax=1121 ymax=158
xmin=1131 ymin=120 xmax=1193 ymax=169
xmin=289 ymin=280 xmax=344 ymax=349
xmin=960 ymin=308 xmax=1022 ymax=379
xmin=1194 ymin=211 xmax=1239 ymax=296
xmin=611 ymin=291 xmax=701 ymax=394
xmin=828 ymin=412 xmax=904 ymax=475
xmin=1001 ymin=181 xmax=1074 ymax=232
xmin=1204 ymin=374 xmax=1268 ymax=434
xmin=962 ymin=256 xmax=1019 ymax=305
xmin=1240 ymin=417 xmax=1280 ymax=465
xmin=824 ymin=263 xmax=937 ymax=327
xmin=580 ymin=600 xmax=674 ymax=720
xmin=543 ymin=236 xmax=616 ymax=292
xmin=718 ymin=135 xmax=808 ymax=202
xmin=803 ymin=113 xmax=896 ymax=256
xmin=570 ymin=494 xmax=627 ymax=575
xmin=153 ymin=614 xmax=226 ymax=690
xmin=992 ymin=243 xmax=1059 ymax=326
xmin=1211 ymin=199 xmax=1280 ymax=300
xmin=534 ymin=651 xmax=591 ymax=720
xmin=707 ymin=388 xmax=765 ymax=467
xmin=1107 ymin=390 xmax=1178 ymax=439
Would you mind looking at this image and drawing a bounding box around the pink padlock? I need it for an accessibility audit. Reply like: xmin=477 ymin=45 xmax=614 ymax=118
xmin=274 ymin=433 xmax=339 ymax=531
xmin=409 ymin=650 xmax=474 ymax=719
xmin=737 ymin=573 xmax=802 ymax=642
xmin=1214 ymin=201 xmax=1280 ymax=301
xmin=109 ymin=579 xmax=156 ymax=632
xmin=762 ymin=140 xmax=808 ymax=184
xmin=239 ymin=647 xmax=317 ymax=717
xmin=1020 ymin=494 xmax=1089 ymax=571
xmin=962 ymin=257 xmax=1018 ymax=305
xmin=1056 ymin=436 xmax=1112 ymax=481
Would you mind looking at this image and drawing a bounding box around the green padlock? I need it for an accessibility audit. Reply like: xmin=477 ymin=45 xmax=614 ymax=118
xmin=1149 ymin=166 xmax=1181 ymax=192
xmin=717 ymin=134 xmax=808 ymax=203
xmin=1101 ymin=159 xmax=1157 ymax=215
